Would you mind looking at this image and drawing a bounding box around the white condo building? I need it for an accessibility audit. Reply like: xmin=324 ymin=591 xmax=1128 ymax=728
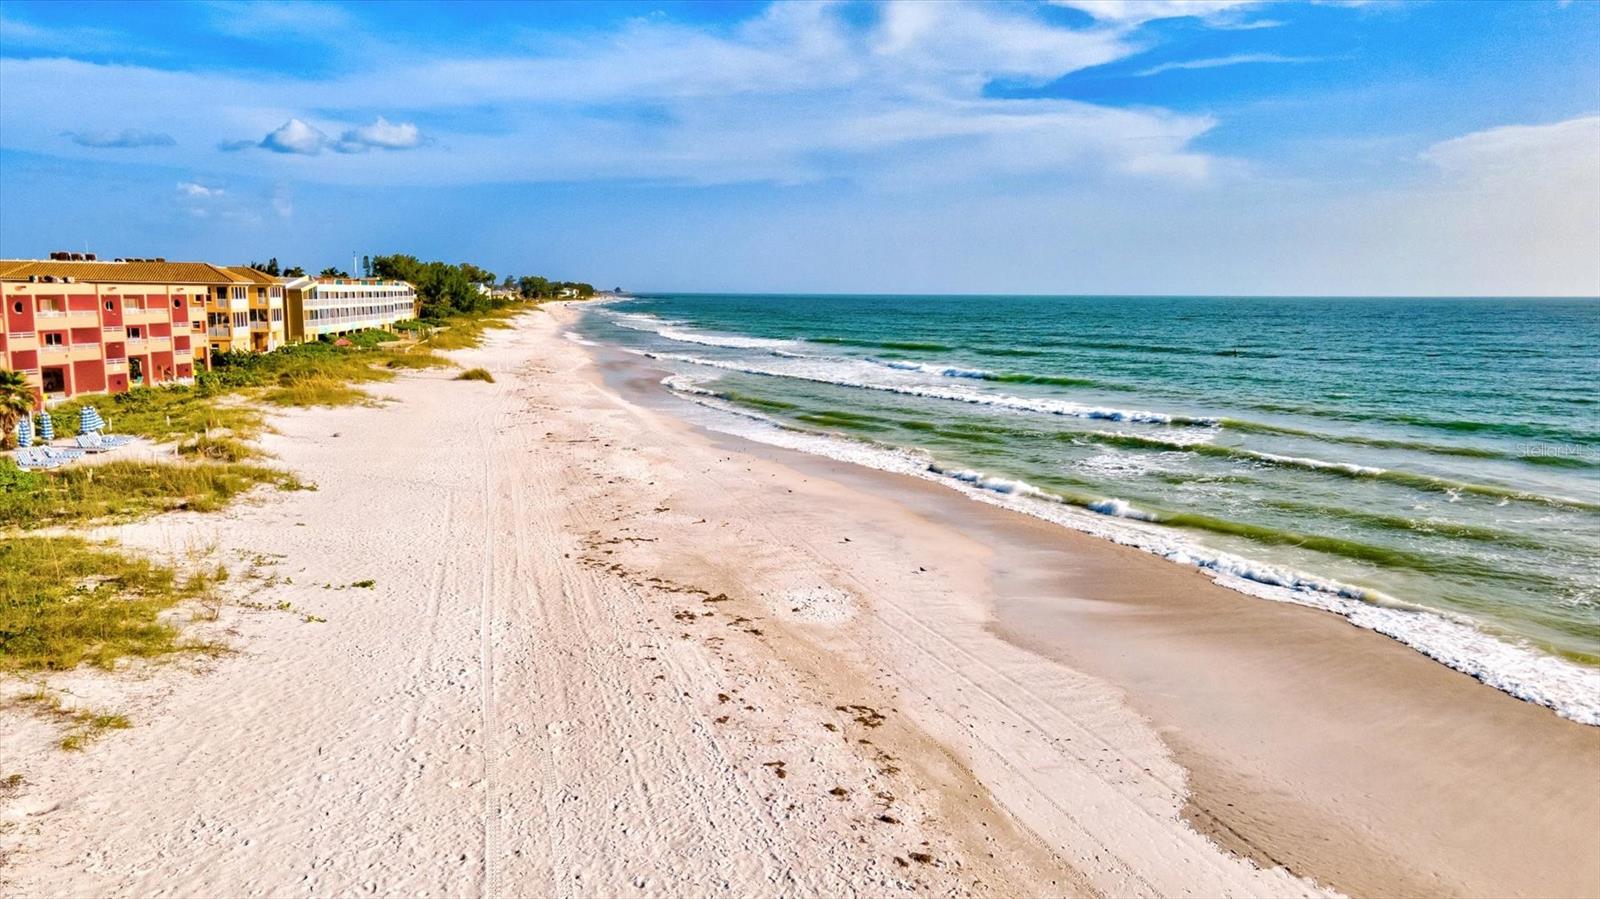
xmin=282 ymin=276 xmax=418 ymax=342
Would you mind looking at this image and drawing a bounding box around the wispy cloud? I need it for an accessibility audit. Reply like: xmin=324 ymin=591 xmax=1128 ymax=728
xmin=0 ymin=2 xmax=1223 ymax=188
xmin=178 ymin=181 xmax=224 ymax=198
xmin=1049 ymin=0 xmax=1262 ymax=27
xmin=63 ymin=129 xmax=176 ymax=148
xmin=198 ymin=0 xmax=359 ymax=40
xmin=1134 ymin=53 xmax=1324 ymax=77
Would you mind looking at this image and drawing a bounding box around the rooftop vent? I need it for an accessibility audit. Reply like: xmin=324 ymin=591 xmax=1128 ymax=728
xmin=155 ymin=257 xmax=166 ymax=263
xmin=49 ymin=251 xmax=71 ymax=261
xmin=85 ymin=253 xmax=97 ymax=261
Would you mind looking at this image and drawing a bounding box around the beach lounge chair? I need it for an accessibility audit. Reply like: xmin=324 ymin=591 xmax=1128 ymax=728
xmin=43 ymin=447 xmax=86 ymax=462
xmin=77 ymin=406 xmax=133 ymax=448
xmin=13 ymin=448 xmax=59 ymax=470
xmin=75 ymin=433 xmax=115 ymax=453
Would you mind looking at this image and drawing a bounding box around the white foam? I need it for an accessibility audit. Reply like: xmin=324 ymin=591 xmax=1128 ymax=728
xmin=1252 ymin=450 xmax=1385 ymax=477
xmin=604 ymin=310 xmax=802 ymax=354
xmin=656 ymin=381 xmax=1600 ymax=727
xmin=640 ymin=348 xmax=1215 ymax=427
xmin=874 ymin=358 xmax=993 ymax=380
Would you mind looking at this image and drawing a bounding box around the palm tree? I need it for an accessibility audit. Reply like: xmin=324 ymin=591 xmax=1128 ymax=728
xmin=0 ymin=369 xmax=37 ymax=450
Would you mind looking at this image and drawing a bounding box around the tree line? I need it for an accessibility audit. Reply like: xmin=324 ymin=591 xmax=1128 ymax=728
xmin=244 ymin=255 xmax=596 ymax=320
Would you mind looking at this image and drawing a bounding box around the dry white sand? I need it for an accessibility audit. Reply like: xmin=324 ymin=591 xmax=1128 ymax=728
xmin=3 ymin=306 xmax=1593 ymax=897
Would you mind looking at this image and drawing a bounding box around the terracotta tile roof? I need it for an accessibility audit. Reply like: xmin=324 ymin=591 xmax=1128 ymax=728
xmin=0 ymin=259 xmax=250 ymax=285
xmin=222 ymin=266 xmax=282 ymax=285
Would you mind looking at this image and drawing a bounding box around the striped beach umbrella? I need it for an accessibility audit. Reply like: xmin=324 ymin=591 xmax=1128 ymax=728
xmin=79 ymin=405 xmax=106 ymax=435
xmin=15 ymin=415 xmax=32 ymax=448
xmin=35 ymin=411 xmax=54 ymax=443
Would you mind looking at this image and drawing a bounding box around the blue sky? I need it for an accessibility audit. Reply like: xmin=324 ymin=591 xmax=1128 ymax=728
xmin=1 ymin=0 xmax=1596 ymax=294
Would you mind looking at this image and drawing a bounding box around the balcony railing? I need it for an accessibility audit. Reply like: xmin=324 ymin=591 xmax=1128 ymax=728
xmin=8 ymin=331 xmax=35 ymax=340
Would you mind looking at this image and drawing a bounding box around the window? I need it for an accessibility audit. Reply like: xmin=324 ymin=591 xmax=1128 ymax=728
xmin=43 ymin=332 xmax=64 ymax=346
xmin=174 ymin=298 xmax=183 ymax=309
xmin=10 ymin=300 xmax=21 ymax=314
xmin=127 ymin=327 xmax=142 ymax=339
xmin=105 ymin=300 xmax=115 ymax=311
xmin=232 ymin=287 xmax=246 ymax=300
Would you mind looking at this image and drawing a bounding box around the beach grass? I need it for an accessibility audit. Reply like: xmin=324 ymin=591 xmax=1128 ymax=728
xmin=38 ymin=335 xmax=465 ymax=461
xmin=422 ymin=307 xmax=522 ymax=350
xmin=52 ymin=386 xmax=264 ymax=444
xmin=0 ymin=535 xmax=225 ymax=673
xmin=11 ymin=689 xmax=136 ymax=751
xmin=0 ymin=459 xmax=305 ymax=530
xmin=456 ymin=367 xmax=495 ymax=383
xmin=177 ymin=433 xmax=262 ymax=462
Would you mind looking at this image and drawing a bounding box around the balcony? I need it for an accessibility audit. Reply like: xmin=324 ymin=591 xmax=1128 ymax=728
xmin=37 ymin=344 xmax=70 ymax=361
xmin=125 ymin=338 xmax=147 ymax=351
xmin=149 ymin=336 xmax=172 ymax=349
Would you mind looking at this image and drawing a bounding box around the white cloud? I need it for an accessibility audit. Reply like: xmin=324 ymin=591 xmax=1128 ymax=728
xmin=0 ymin=2 xmax=1225 ymax=189
xmin=336 ymin=116 xmax=423 ymax=152
xmin=259 ymin=118 xmax=329 ymax=154
xmin=1049 ymin=0 xmax=1261 ymax=27
xmin=1134 ymin=53 xmax=1322 ymax=77
xmin=1418 ymin=116 xmax=1600 ymax=180
xmin=178 ymin=181 xmax=224 ymax=198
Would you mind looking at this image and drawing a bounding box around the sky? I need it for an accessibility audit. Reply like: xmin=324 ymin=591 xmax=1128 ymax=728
xmin=1 ymin=0 xmax=1597 ymax=295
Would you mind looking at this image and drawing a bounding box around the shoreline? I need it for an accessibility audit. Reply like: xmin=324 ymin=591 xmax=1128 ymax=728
xmin=3 ymin=305 xmax=1596 ymax=897
xmin=584 ymin=309 xmax=1600 ymax=897
xmin=586 ymin=312 xmax=1600 ymax=727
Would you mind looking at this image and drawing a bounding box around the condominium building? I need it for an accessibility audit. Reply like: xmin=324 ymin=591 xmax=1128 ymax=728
xmin=214 ymin=266 xmax=287 ymax=354
xmin=282 ymin=276 xmax=418 ymax=343
xmin=0 ymin=257 xmax=221 ymax=407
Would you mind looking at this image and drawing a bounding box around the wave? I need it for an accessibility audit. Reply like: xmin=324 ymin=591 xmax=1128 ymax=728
xmin=1228 ymin=404 xmax=1600 ymax=448
xmin=603 ymin=310 xmax=803 ymax=355
xmin=650 ymin=386 xmax=1600 ymax=726
xmin=1078 ymin=431 xmax=1598 ymax=511
xmin=1219 ymin=418 xmax=1600 ymax=469
xmin=813 ymin=336 xmax=954 ymax=352
xmin=636 ymin=349 xmax=1217 ymax=427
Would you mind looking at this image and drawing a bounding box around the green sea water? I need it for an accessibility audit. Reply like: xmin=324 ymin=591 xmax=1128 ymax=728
xmin=577 ymin=294 xmax=1600 ymax=722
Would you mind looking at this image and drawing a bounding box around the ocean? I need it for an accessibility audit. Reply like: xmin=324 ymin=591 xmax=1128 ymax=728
xmin=573 ymin=294 xmax=1600 ymax=723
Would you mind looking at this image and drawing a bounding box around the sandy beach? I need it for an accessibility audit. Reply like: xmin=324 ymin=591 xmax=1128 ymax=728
xmin=4 ymin=304 xmax=1597 ymax=898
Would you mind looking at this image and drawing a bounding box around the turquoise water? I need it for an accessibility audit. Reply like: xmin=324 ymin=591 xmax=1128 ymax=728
xmin=576 ymin=294 xmax=1600 ymax=721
